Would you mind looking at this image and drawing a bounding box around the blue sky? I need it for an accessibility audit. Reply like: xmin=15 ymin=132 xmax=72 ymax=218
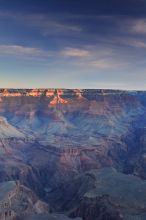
xmin=0 ymin=0 xmax=146 ymax=89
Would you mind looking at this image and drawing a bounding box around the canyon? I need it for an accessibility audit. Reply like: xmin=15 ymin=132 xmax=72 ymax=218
xmin=0 ymin=89 xmax=146 ymax=220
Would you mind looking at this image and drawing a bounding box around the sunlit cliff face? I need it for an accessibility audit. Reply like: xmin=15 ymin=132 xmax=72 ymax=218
xmin=26 ymin=89 xmax=44 ymax=97
xmin=46 ymin=89 xmax=55 ymax=97
xmin=0 ymin=89 xmax=83 ymax=97
xmin=48 ymin=89 xmax=85 ymax=105
xmin=50 ymin=89 xmax=68 ymax=105
xmin=74 ymin=89 xmax=85 ymax=99
xmin=0 ymin=89 xmax=69 ymax=105
xmin=0 ymin=89 xmax=22 ymax=97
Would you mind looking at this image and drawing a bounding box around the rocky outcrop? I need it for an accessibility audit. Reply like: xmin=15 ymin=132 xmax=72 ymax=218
xmin=0 ymin=181 xmax=50 ymax=220
xmin=0 ymin=178 xmax=81 ymax=220
xmin=68 ymin=168 xmax=146 ymax=220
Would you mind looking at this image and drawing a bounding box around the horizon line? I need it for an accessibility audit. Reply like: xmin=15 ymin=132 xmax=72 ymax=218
xmin=0 ymin=88 xmax=146 ymax=92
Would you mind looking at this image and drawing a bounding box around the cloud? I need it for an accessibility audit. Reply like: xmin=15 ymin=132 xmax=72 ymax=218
xmin=62 ymin=47 xmax=91 ymax=57
xmin=127 ymin=19 xmax=146 ymax=34
xmin=23 ymin=14 xmax=82 ymax=36
xmin=0 ymin=45 xmax=92 ymax=60
xmin=0 ymin=45 xmax=52 ymax=57
xmin=124 ymin=39 xmax=146 ymax=48
xmin=111 ymin=37 xmax=146 ymax=49
xmin=0 ymin=11 xmax=82 ymax=36
xmin=89 ymin=59 xmax=115 ymax=69
xmin=119 ymin=18 xmax=146 ymax=35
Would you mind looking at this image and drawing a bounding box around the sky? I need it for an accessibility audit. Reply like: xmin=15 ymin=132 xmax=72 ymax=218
xmin=0 ymin=0 xmax=146 ymax=89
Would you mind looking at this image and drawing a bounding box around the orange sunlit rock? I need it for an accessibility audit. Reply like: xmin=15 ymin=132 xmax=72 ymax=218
xmin=57 ymin=89 xmax=64 ymax=95
xmin=26 ymin=89 xmax=42 ymax=96
xmin=50 ymin=96 xmax=68 ymax=105
xmin=50 ymin=97 xmax=58 ymax=105
xmin=74 ymin=89 xmax=85 ymax=99
xmin=46 ymin=89 xmax=55 ymax=97
xmin=1 ymin=89 xmax=22 ymax=97
xmin=49 ymin=89 xmax=68 ymax=105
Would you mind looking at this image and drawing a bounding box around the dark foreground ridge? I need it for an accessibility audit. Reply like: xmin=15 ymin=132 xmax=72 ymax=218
xmin=0 ymin=89 xmax=146 ymax=219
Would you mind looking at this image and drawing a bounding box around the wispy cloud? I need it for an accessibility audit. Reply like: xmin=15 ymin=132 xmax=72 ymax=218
xmin=62 ymin=47 xmax=91 ymax=57
xmin=0 ymin=45 xmax=92 ymax=59
xmin=123 ymin=39 xmax=146 ymax=48
xmin=89 ymin=59 xmax=115 ymax=69
xmin=25 ymin=14 xmax=82 ymax=36
xmin=110 ymin=37 xmax=146 ymax=49
xmin=0 ymin=11 xmax=82 ymax=36
xmin=0 ymin=45 xmax=53 ymax=57
xmin=126 ymin=19 xmax=146 ymax=34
